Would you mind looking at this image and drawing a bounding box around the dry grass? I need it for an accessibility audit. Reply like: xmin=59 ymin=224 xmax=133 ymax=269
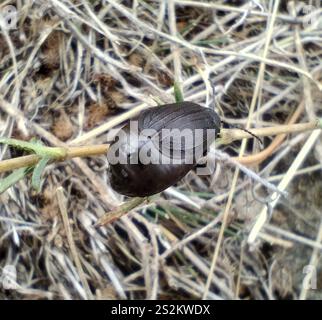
xmin=0 ymin=0 xmax=322 ymax=300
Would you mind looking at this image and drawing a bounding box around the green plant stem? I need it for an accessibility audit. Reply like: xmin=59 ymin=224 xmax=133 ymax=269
xmin=173 ymin=81 xmax=184 ymax=103
xmin=0 ymin=137 xmax=67 ymax=158
xmin=0 ymin=144 xmax=109 ymax=174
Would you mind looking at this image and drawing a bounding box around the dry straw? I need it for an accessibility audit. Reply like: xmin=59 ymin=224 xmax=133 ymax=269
xmin=0 ymin=0 xmax=322 ymax=300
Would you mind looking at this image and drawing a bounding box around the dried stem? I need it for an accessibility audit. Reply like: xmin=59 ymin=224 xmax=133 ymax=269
xmin=56 ymin=187 xmax=94 ymax=300
xmin=95 ymin=197 xmax=147 ymax=226
xmin=219 ymin=120 xmax=320 ymax=145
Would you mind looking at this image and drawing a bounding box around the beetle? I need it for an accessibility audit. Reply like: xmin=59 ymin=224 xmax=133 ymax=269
xmin=107 ymin=102 xmax=221 ymax=197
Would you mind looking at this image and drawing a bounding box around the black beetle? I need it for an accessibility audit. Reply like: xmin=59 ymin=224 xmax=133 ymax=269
xmin=107 ymin=102 xmax=221 ymax=197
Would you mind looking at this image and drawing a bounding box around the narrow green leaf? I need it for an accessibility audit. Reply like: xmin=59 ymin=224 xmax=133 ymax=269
xmin=0 ymin=137 xmax=37 ymax=152
xmin=0 ymin=137 xmax=66 ymax=158
xmin=31 ymin=157 xmax=50 ymax=192
xmin=173 ymin=82 xmax=184 ymax=103
xmin=0 ymin=167 xmax=33 ymax=194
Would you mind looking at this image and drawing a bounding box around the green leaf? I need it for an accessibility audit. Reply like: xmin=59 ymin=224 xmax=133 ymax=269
xmin=0 ymin=167 xmax=33 ymax=194
xmin=0 ymin=137 xmax=66 ymax=158
xmin=0 ymin=137 xmax=37 ymax=152
xmin=31 ymin=157 xmax=50 ymax=192
xmin=173 ymin=82 xmax=184 ymax=103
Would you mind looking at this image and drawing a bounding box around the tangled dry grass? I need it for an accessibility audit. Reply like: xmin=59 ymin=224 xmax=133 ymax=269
xmin=0 ymin=0 xmax=322 ymax=300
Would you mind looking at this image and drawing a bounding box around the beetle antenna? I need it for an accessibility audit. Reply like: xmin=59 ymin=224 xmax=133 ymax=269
xmin=210 ymin=81 xmax=262 ymax=145
xmin=241 ymin=127 xmax=263 ymax=145
xmin=220 ymin=120 xmax=263 ymax=145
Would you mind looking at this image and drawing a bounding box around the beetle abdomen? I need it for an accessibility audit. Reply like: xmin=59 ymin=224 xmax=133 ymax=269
xmin=109 ymin=162 xmax=194 ymax=197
